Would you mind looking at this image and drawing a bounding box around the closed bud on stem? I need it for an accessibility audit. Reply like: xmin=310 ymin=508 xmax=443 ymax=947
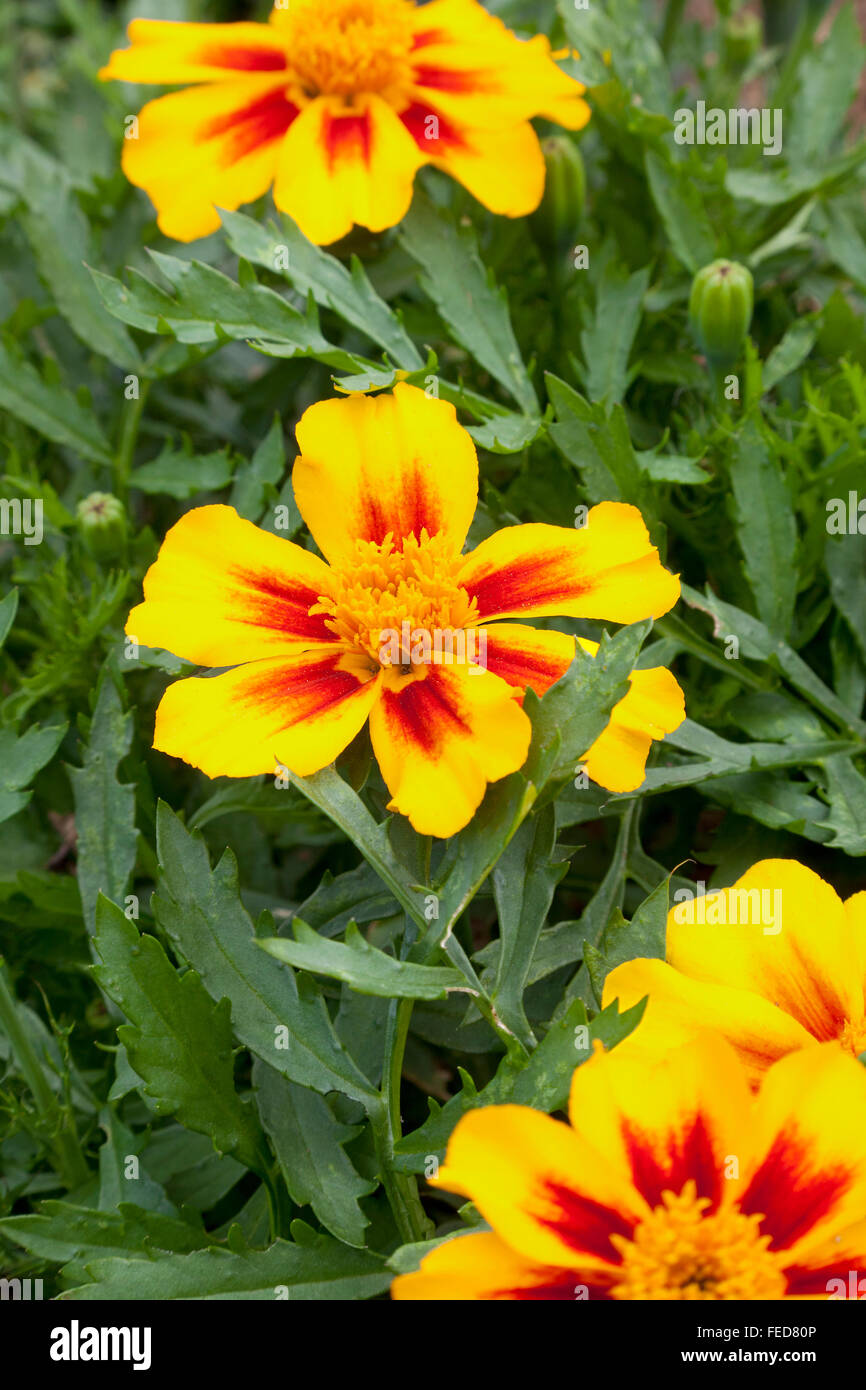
xmin=689 ymin=259 xmax=754 ymax=370
xmin=77 ymin=491 xmax=127 ymax=561
xmin=723 ymin=11 xmax=762 ymax=67
xmin=529 ymin=135 xmax=586 ymax=264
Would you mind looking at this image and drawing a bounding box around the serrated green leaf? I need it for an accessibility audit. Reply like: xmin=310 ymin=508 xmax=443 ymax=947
xmin=253 ymin=1061 xmax=375 ymax=1247
xmin=93 ymin=896 xmax=269 ymax=1172
xmin=728 ymin=419 xmax=797 ymax=639
xmin=0 ymin=340 xmax=113 ymax=466
xmin=131 ymin=445 xmax=235 ymax=499
xmin=259 ymin=921 xmax=468 ymax=1000
xmin=0 ymin=721 xmax=66 ymax=826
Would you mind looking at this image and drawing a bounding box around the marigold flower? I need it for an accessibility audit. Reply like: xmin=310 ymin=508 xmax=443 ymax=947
xmin=99 ymin=0 xmax=590 ymax=245
xmin=127 ymin=384 xmax=682 ymax=837
xmin=391 ymin=1036 xmax=866 ymax=1300
xmin=603 ymin=859 xmax=866 ymax=1083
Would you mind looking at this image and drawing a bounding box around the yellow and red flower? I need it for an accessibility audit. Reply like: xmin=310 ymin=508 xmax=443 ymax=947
xmin=127 ymin=384 xmax=682 ymax=837
xmin=603 ymin=860 xmax=866 ymax=1084
xmin=99 ymin=0 xmax=590 ymax=244
xmin=392 ymin=1035 xmax=866 ymax=1300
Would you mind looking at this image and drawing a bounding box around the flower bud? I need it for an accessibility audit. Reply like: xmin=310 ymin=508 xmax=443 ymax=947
xmin=77 ymin=492 xmax=127 ymax=561
xmin=529 ymin=135 xmax=586 ymax=262
xmin=689 ymin=259 xmax=754 ymax=368
xmin=723 ymin=11 xmax=762 ymax=67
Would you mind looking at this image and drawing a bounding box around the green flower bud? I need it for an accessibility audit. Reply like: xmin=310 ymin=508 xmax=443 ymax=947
xmin=77 ymin=492 xmax=127 ymax=561
xmin=689 ymin=259 xmax=754 ymax=368
xmin=723 ymin=11 xmax=762 ymax=66
xmin=529 ymin=135 xmax=586 ymax=262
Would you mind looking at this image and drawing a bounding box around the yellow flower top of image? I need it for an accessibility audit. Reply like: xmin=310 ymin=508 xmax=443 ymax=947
xmin=392 ymin=1036 xmax=866 ymax=1299
xmin=603 ymin=859 xmax=866 ymax=1083
xmin=99 ymin=0 xmax=590 ymax=244
xmin=126 ymin=384 xmax=683 ymax=837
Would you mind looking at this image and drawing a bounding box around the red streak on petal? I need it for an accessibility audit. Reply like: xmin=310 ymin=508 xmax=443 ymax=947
xmin=399 ymin=100 xmax=469 ymax=153
xmin=623 ymin=1114 xmax=722 ymax=1212
xmin=504 ymin=1276 xmax=614 ymax=1301
xmin=537 ymin=1180 xmax=636 ymax=1263
xmin=412 ymin=64 xmax=492 ymax=92
xmin=322 ymin=108 xmax=372 ymax=172
xmin=196 ymin=45 xmax=288 ymax=72
xmin=483 ymin=632 xmax=570 ymax=697
xmin=229 ymin=567 xmax=332 ymax=643
xmin=412 ymin=28 xmax=448 ymax=48
xmin=352 ymin=463 xmax=442 ymax=547
xmin=201 ymin=87 xmax=298 ymax=164
xmin=466 ymin=550 xmax=587 ymax=618
xmin=783 ymin=1261 xmax=865 ymax=1297
xmin=241 ymin=655 xmax=366 ymax=721
xmin=739 ymin=1132 xmax=852 ymax=1252
xmin=380 ymin=673 xmax=471 ymax=757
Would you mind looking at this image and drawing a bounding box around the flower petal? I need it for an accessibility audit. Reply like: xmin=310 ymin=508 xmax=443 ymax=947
xmin=121 ymin=79 xmax=297 ymax=241
xmin=99 ymin=18 xmax=290 ymax=84
xmin=391 ymin=1230 xmax=612 ymax=1301
xmin=126 ymin=505 xmax=335 ymax=666
xmin=742 ymin=1045 xmax=866 ymax=1262
xmin=293 ymin=383 xmax=478 ymax=565
xmin=458 ymin=502 xmax=680 ymax=623
xmin=368 ymin=662 xmax=530 ymax=837
xmin=580 ymin=657 xmax=685 ymax=793
xmin=432 ymin=1103 xmax=644 ymax=1271
xmin=153 ymin=649 xmax=381 ymax=779
xmin=602 ymin=958 xmax=816 ymax=1084
xmin=567 ymin=1035 xmax=753 ymax=1212
xmin=481 ymin=622 xmax=575 ymax=697
xmin=427 ymin=118 xmax=547 ymax=219
xmin=273 ymin=93 xmax=424 ymax=245
xmin=666 ymin=860 xmax=862 ymax=1043
xmin=845 ymin=889 xmax=866 ymax=993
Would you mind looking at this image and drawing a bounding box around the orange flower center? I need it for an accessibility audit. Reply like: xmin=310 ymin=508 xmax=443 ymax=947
xmin=609 ymin=1183 xmax=785 ymax=1300
xmin=272 ymin=0 xmax=415 ymax=98
xmin=310 ymin=532 xmax=478 ymax=673
xmin=839 ymin=1017 xmax=866 ymax=1057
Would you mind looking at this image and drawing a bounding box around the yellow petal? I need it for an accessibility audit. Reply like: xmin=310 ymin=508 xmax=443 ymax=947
xmin=391 ymin=1230 xmax=609 ymax=1301
xmin=433 ymin=1103 xmax=644 ymax=1271
xmin=567 ymin=1034 xmax=753 ymax=1211
xmin=580 ymin=660 xmax=685 ymax=793
xmin=273 ymin=93 xmax=424 ymax=245
xmin=99 ymin=18 xmax=289 ymax=84
xmin=481 ymin=622 xmax=575 ymax=697
xmin=153 ymin=649 xmax=381 ymax=778
xmin=457 ymin=503 xmax=680 ymax=624
xmin=121 ymin=78 xmax=296 ymax=241
xmin=742 ymin=1045 xmax=866 ymax=1265
xmin=602 ymin=957 xmax=816 ymax=1083
xmin=126 ymin=505 xmax=335 ymax=666
xmin=666 ymin=860 xmax=863 ymax=1043
xmin=368 ymin=661 xmax=531 ymax=837
xmin=429 ymin=119 xmax=547 ymax=218
xmin=293 ymin=383 xmax=478 ymax=565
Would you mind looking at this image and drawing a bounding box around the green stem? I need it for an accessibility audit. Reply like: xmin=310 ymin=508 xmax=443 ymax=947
xmin=661 ymin=0 xmax=688 ymax=55
xmin=0 ymin=960 xmax=89 ymax=1189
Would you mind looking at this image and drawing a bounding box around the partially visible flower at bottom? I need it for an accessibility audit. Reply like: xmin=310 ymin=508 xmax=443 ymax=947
xmin=603 ymin=859 xmax=866 ymax=1084
xmin=392 ymin=1036 xmax=866 ymax=1300
xmin=126 ymin=384 xmax=683 ymax=837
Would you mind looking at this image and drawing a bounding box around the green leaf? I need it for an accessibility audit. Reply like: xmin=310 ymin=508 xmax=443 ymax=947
xmin=490 ymin=806 xmax=569 ymax=1048
xmin=230 ymin=415 xmax=285 ymax=521
xmin=547 ymin=376 xmax=648 ymax=507
xmin=0 ymin=340 xmax=113 ymax=466
xmin=786 ymin=4 xmax=862 ymax=169
xmin=580 ymin=262 xmax=650 ymax=404
xmin=821 ymin=755 xmax=866 ymax=856
xmin=68 ymin=675 xmax=137 ymax=938
xmin=584 ymin=875 xmax=670 ymax=1005
xmin=93 ymin=896 xmax=269 ymax=1173
xmin=399 ymin=189 xmax=538 ymax=414
xmin=0 ymin=721 xmax=67 ymax=826
xmin=259 ymin=921 xmax=469 ymax=1001
xmin=826 ymin=530 xmax=866 ymax=664
xmin=61 ymin=1233 xmax=392 ymax=1301
xmin=131 ymin=445 xmax=234 ymax=499
xmin=728 ymin=419 xmax=797 ymax=638
xmin=91 ymin=254 xmax=372 ymax=373
xmin=762 ymin=318 xmax=818 ymax=391
xmin=153 ymin=804 xmax=377 ymax=1105
xmin=221 ymin=210 xmax=422 ymax=371
xmin=644 ymin=150 xmax=716 ymax=272
xmin=0 ymin=588 xmax=18 ymax=648
xmin=0 ymin=1201 xmax=209 ymax=1279
xmin=253 ymin=1061 xmax=375 ymax=1247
